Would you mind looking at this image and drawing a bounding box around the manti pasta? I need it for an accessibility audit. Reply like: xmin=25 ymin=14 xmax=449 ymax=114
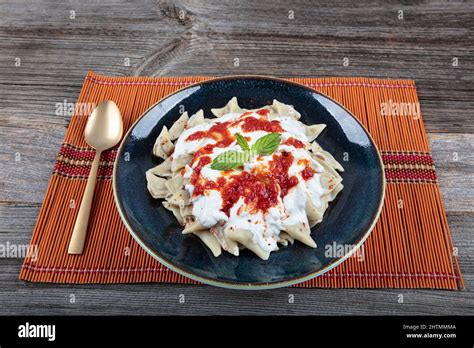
xmin=146 ymin=98 xmax=344 ymax=259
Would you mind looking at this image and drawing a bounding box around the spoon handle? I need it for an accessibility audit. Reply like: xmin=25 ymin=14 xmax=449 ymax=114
xmin=68 ymin=150 xmax=101 ymax=254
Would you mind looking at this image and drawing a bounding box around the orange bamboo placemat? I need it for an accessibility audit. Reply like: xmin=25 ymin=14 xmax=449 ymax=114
xmin=19 ymin=72 xmax=464 ymax=289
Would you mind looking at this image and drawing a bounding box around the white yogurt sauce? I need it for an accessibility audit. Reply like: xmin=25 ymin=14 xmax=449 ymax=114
xmin=178 ymin=108 xmax=327 ymax=253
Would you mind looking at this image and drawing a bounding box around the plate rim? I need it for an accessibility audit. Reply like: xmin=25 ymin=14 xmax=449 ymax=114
xmin=112 ymin=74 xmax=386 ymax=290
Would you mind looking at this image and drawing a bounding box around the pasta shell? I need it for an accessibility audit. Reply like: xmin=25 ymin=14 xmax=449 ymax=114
xmin=306 ymin=124 xmax=326 ymax=142
xmin=271 ymin=99 xmax=301 ymax=119
xmin=162 ymin=201 xmax=185 ymax=225
xmin=320 ymin=172 xmax=343 ymax=194
xmin=211 ymin=97 xmax=246 ymax=117
xmin=145 ymin=170 xmax=169 ymax=199
xmin=153 ymin=126 xmax=174 ymax=159
xmin=168 ymin=112 xmax=189 ymax=141
xmin=171 ymin=154 xmax=193 ymax=172
xmin=183 ymin=219 xmax=206 ymax=234
xmin=322 ymin=182 xmax=344 ymax=203
xmin=187 ymin=110 xmax=205 ymax=128
xmin=283 ymin=221 xmax=316 ymax=248
xmin=165 ymin=175 xmax=184 ymax=194
xmin=192 ymin=230 xmax=222 ymax=257
xmin=148 ymin=156 xmax=173 ymax=178
xmin=306 ymin=193 xmax=324 ymax=227
xmin=167 ymin=189 xmax=190 ymax=207
xmin=225 ymin=227 xmax=270 ymax=260
xmin=311 ymin=141 xmax=344 ymax=172
xmin=279 ymin=231 xmax=295 ymax=245
xmin=179 ymin=204 xmax=193 ymax=218
xmin=208 ymin=226 xmax=239 ymax=256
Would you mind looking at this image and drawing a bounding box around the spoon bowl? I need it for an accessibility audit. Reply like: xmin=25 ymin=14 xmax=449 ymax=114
xmin=85 ymin=100 xmax=123 ymax=151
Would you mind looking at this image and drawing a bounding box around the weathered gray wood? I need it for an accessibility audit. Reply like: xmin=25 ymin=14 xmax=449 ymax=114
xmin=1 ymin=0 xmax=472 ymax=133
xmin=0 ymin=0 xmax=472 ymax=315
xmin=428 ymin=133 xmax=474 ymax=214
xmin=1 ymin=277 xmax=473 ymax=315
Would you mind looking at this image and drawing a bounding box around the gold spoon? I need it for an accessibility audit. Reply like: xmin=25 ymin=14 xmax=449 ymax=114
xmin=68 ymin=100 xmax=123 ymax=254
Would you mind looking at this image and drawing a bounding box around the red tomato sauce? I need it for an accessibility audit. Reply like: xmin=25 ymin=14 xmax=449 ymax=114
xmin=190 ymin=156 xmax=212 ymax=186
xmin=256 ymin=108 xmax=270 ymax=116
xmin=186 ymin=120 xmax=233 ymax=142
xmin=267 ymin=151 xmax=299 ymax=197
xmin=220 ymin=171 xmax=280 ymax=216
xmin=193 ymin=175 xmax=226 ymax=197
xmin=301 ymin=166 xmax=315 ymax=180
xmin=241 ymin=117 xmax=283 ymax=133
xmin=283 ymin=137 xmax=305 ymax=148
xmin=186 ymin=130 xmax=207 ymax=141
xmin=219 ymin=151 xmax=298 ymax=216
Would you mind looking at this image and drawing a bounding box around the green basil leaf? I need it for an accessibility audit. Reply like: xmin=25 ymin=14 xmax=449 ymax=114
xmin=251 ymin=133 xmax=281 ymax=155
xmin=210 ymin=133 xmax=281 ymax=171
xmin=235 ymin=133 xmax=250 ymax=151
xmin=210 ymin=150 xmax=245 ymax=171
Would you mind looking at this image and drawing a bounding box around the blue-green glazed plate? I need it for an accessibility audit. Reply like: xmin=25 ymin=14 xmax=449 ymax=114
xmin=113 ymin=75 xmax=385 ymax=290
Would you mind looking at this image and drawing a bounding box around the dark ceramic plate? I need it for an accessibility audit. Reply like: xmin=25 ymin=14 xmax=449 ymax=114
xmin=113 ymin=76 xmax=385 ymax=290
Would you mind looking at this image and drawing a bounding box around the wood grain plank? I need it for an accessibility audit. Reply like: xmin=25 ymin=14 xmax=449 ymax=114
xmin=0 ymin=260 xmax=472 ymax=315
xmin=0 ymin=0 xmax=472 ymax=315
xmin=0 ymin=205 xmax=471 ymax=315
xmin=428 ymin=133 xmax=474 ymax=214
xmin=0 ymin=0 xmax=472 ymax=132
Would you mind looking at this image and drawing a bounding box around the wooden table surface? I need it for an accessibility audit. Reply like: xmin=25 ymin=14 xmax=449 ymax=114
xmin=0 ymin=0 xmax=472 ymax=315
